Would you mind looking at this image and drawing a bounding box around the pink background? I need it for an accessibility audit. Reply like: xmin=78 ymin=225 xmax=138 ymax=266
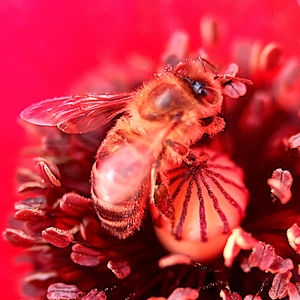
xmin=1 ymin=1 xmax=300 ymax=298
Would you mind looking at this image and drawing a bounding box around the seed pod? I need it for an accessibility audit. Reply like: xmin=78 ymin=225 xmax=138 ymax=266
xmin=152 ymin=148 xmax=249 ymax=261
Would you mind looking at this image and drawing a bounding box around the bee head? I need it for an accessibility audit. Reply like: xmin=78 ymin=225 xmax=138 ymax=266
xmin=135 ymin=58 xmax=224 ymax=124
xmin=175 ymin=58 xmax=222 ymax=100
xmin=173 ymin=58 xmax=224 ymax=118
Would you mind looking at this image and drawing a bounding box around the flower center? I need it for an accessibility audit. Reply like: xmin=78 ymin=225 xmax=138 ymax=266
xmin=151 ymin=148 xmax=249 ymax=261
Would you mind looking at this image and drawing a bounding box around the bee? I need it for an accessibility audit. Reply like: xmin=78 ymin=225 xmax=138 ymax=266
xmin=21 ymin=57 xmax=250 ymax=239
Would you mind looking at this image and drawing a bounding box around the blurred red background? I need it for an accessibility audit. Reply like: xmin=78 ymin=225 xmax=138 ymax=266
xmin=1 ymin=1 xmax=300 ymax=298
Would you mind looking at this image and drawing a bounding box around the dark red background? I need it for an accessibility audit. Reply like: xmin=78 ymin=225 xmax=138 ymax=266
xmin=1 ymin=1 xmax=300 ymax=298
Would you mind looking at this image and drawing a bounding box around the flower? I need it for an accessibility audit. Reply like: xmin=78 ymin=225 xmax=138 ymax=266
xmin=2 ymin=1 xmax=300 ymax=300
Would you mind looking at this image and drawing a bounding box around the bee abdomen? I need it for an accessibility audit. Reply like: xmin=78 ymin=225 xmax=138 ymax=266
xmin=91 ymin=174 xmax=149 ymax=239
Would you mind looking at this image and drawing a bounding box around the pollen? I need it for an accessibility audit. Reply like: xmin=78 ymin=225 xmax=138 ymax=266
xmin=152 ymin=148 xmax=249 ymax=261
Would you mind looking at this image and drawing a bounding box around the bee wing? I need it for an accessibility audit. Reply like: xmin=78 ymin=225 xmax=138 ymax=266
xmin=93 ymin=123 xmax=175 ymax=206
xmin=20 ymin=93 xmax=133 ymax=134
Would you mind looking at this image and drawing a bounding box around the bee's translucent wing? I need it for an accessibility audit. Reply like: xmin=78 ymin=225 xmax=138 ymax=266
xmin=91 ymin=127 xmax=169 ymax=239
xmin=20 ymin=93 xmax=132 ymax=134
xmin=93 ymin=123 xmax=175 ymax=206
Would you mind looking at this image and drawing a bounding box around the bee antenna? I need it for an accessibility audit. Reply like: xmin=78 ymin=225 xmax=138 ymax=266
xmin=198 ymin=57 xmax=207 ymax=71
xmin=204 ymin=85 xmax=219 ymax=93
xmin=199 ymin=57 xmax=218 ymax=73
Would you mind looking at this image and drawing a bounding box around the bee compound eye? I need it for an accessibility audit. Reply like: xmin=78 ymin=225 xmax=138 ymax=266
xmin=191 ymin=80 xmax=207 ymax=96
xmin=201 ymin=88 xmax=218 ymax=104
xmin=151 ymin=148 xmax=249 ymax=262
xmin=153 ymin=88 xmax=185 ymax=114
xmin=142 ymin=84 xmax=184 ymax=121
xmin=154 ymin=89 xmax=173 ymax=109
xmin=184 ymin=77 xmax=218 ymax=105
xmin=148 ymin=84 xmax=182 ymax=110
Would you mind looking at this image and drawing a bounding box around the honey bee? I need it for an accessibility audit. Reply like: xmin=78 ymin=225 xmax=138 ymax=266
xmin=21 ymin=58 xmax=250 ymax=239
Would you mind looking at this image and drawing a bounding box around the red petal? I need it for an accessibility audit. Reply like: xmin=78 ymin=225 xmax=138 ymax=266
xmin=42 ymin=227 xmax=73 ymax=248
xmin=268 ymin=271 xmax=292 ymax=299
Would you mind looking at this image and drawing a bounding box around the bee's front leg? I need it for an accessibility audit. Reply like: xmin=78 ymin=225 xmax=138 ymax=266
xmin=164 ymin=139 xmax=208 ymax=165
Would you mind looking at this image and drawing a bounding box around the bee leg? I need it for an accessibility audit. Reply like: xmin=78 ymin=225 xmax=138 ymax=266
xmin=149 ymin=142 xmax=167 ymax=204
xmin=150 ymin=165 xmax=158 ymax=204
xmin=165 ymin=139 xmax=189 ymax=156
xmin=184 ymin=151 xmax=210 ymax=165
xmin=164 ymin=139 xmax=208 ymax=165
xmin=153 ymin=182 xmax=175 ymax=223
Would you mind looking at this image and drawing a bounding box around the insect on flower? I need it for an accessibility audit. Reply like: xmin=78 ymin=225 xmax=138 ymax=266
xmin=21 ymin=57 xmax=251 ymax=258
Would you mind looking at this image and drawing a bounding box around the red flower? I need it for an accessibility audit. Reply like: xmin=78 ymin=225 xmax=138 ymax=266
xmin=1 ymin=1 xmax=300 ymax=299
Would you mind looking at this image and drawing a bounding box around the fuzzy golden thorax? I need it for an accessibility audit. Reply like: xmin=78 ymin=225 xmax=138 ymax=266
xmin=126 ymin=64 xmax=225 ymax=165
